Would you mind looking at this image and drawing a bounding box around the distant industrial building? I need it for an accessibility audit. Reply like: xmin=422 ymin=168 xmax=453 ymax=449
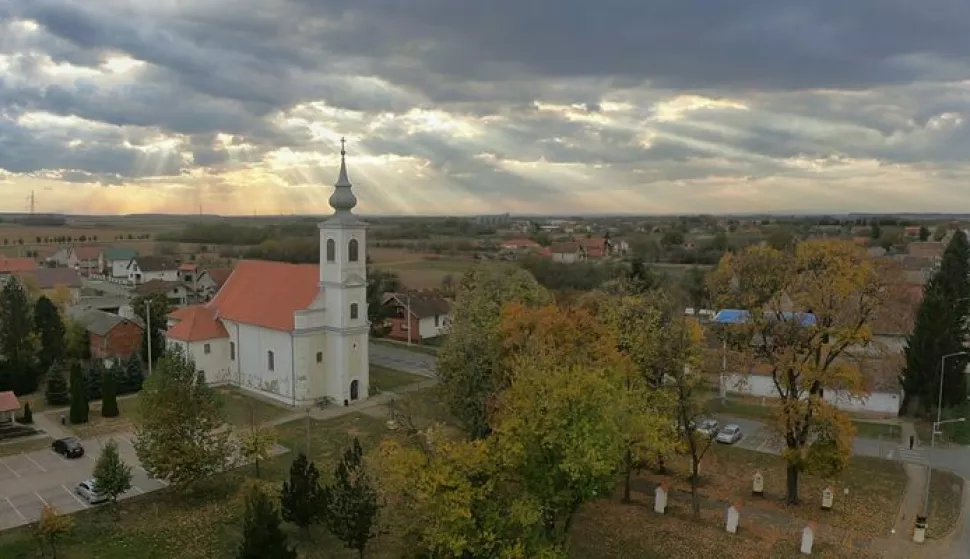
xmin=474 ymin=213 xmax=511 ymax=226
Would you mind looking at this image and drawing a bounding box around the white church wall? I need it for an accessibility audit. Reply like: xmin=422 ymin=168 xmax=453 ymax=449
xmin=233 ymin=321 xmax=296 ymax=405
xmin=293 ymin=330 xmax=329 ymax=404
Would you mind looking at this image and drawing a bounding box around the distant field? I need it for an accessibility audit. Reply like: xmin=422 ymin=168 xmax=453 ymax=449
xmin=370 ymin=247 xmax=475 ymax=289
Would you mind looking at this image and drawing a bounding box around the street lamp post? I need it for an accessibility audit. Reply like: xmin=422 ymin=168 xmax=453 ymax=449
xmin=921 ymin=351 xmax=968 ymax=521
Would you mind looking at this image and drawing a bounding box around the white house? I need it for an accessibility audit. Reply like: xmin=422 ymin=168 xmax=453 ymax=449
xmin=133 ymin=279 xmax=189 ymax=306
xmin=100 ymin=248 xmax=138 ymax=278
xmin=196 ymin=267 xmax=232 ymax=301
xmin=381 ymin=291 xmax=452 ymax=342
xmin=66 ymin=246 xmax=101 ymax=275
xmin=127 ymin=256 xmax=180 ymax=284
xmin=165 ymin=144 xmax=369 ymax=406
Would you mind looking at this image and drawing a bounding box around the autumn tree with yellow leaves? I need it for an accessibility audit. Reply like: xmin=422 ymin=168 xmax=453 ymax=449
xmin=708 ymin=240 xmax=892 ymax=504
xmin=377 ymin=300 xmax=664 ymax=556
xmin=436 ymin=263 xmax=551 ymax=439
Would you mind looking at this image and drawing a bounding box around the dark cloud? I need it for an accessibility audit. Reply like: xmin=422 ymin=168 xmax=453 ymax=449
xmin=2 ymin=0 xmax=970 ymax=208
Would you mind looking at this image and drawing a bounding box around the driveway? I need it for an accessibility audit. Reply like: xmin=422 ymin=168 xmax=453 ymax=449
xmin=0 ymin=435 xmax=166 ymax=530
xmin=369 ymin=344 xmax=437 ymax=378
xmin=716 ymin=414 xmax=920 ymax=461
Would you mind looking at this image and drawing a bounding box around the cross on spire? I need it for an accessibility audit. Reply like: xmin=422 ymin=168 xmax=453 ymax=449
xmin=340 ymin=137 xmax=346 ymax=156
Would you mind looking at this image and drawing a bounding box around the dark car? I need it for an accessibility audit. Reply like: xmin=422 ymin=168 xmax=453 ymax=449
xmin=52 ymin=437 xmax=84 ymax=459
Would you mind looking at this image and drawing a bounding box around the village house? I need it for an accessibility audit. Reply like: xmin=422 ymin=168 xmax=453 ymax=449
xmin=0 ymin=255 xmax=37 ymax=275
xmin=14 ymin=268 xmax=82 ymax=305
xmin=381 ymin=291 xmax=452 ymax=343
xmin=66 ymin=246 xmax=101 ymax=275
xmin=126 ymin=255 xmax=180 ymax=284
xmin=500 ymin=238 xmax=541 ymax=251
xmin=907 ymin=241 xmax=944 ymax=261
xmin=196 ymin=267 xmax=232 ymax=300
xmin=164 ymin=144 xmax=369 ymax=406
xmin=132 ymin=279 xmax=189 ymax=306
xmin=69 ymin=308 xmax=144 ymax=366
xmin=100 ymin=247 xmax=138 ymax=278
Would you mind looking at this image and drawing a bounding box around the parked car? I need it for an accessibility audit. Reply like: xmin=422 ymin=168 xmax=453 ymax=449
xmin=75 ymin=480 xmax=108 ymax=505
xmin=695 ymin=418 xmax=720 ymax=438
xmin=52 ymin=437 xmax=84 ymax=459
xmin=716 ymin=424 xmax=743 ymax=445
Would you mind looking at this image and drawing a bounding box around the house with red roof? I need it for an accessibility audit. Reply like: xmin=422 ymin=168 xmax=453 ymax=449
xmin=164 ymin=145 xmax=370 ymax=406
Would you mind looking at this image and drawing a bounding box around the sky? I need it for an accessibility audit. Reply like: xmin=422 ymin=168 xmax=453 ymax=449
xmin=3 ymin=1 xmax=970 ymax=216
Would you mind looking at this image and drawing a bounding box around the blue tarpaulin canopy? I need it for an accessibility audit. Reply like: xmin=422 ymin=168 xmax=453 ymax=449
xmin=712 ymin=309 xmax=817 ymax=327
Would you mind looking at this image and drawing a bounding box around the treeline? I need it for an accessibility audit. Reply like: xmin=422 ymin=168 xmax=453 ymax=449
xmin=160 ymin=222 xmax=318 ymax=246
xmin=371 ymin=218 xmax=497 ymax=240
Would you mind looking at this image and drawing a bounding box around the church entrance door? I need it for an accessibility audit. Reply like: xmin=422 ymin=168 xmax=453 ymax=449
xmin=350 ymin=379 xmax=359 ymax=401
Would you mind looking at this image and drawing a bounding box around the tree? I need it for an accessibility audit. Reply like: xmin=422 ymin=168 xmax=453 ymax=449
xmin=64 ymin=320 xmax=91 ymax=361
xmin=902 ymin=230 xmax=970 ymax=411
xmin=48 ymin=285 xmax=73 ymax=310
xmin=662 ymin=314 xmax=715 ymax=519
xmin=123 ymin=354 xmax=145 ymax=393
xmin=491 ymin=352 xmax=628 ymax=546
xmin=709 ymin=240 xmax=891 ymax=504
xmin=280 ymin=453 xmax=325 ymax=533
xmin=766 ymin=227 xmax=795 ymax=251
xmin=325 ymin=437 xmax=380 ymax=558
xmin=36 ymin=504 xmax=73 ymax=559
xmin=919 ymin=225 xmax=931 ymax=242
xmin=101 ymin=366 xmax=119 ymax=418
xmin=133 ymin=293 xmax=172 ymax=366
xmin=238 ymin=487 xmax=296 ymax=559
xmin=682 ymin=266 xmax=709 ymax=311
xmin=366 ymin=259 xmax=401 ymax=336
xmin=45 ymin=364 xmax=70 ymax=406
xmin=933 ymin=225 xmax=948 ymax=242
xmin=134 ymin=348 xmax=232 ymax=488
xmin=68 ymin=362 xmax=89 ymax=424
xmin=870 ymin=222 xmax=882 ymax=239
xmin=93 ymin=439 xmax=133 ymax=515
xmin=33 ymin=296 xmax=65 ymax=373
xmin=0 ymin=277 xmax=38 ymax=394
xmin=436 ymin=263 xmax=550 ymax=438
xmin=22 ymin=401 xmax=33 ymax=424
xmin=238 ymin=406 xmax=277 ymax=478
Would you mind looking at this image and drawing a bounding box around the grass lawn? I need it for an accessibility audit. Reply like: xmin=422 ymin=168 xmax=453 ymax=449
xmin=58 ymin=396 xmax=141 ymax=439
xmin=851 ymin=421 xmax=900 ymax=441
xmin=927 ymin=469 xmax=964 ymax=539
xmin=369 ymin=365 xmax=425 ymax=393
xmin=217 ymin=388 xmax=293 ymax=428
xmin=0 ymin=436 xmax=53 ymax=458
xmin=371 ymin=338 xmax=439 ymax=356
xmin=0 ymin=387 xmax=907 ymax=559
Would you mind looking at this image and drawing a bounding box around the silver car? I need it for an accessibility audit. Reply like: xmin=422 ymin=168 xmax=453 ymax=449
xmin=716 ymin=424 xmax=743 ymax=444
xmin=75 ymin=480 xmax=108 ymax=505
xmin=695 ymin=418 xmax=720 ymax=438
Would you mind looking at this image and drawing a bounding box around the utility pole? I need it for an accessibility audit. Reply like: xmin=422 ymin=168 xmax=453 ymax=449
xmin=145 ymin=299 xmax=153 ymax=376
xmin=305 ymin=407 xmax=311 ymax=456
xmin=406 ymin=291 xmax=412 ymax=346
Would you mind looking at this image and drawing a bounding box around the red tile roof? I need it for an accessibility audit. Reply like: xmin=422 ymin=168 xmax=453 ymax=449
xmin=73 ymin=246 xmax=101 ymax=260
xmin=501 ymin=238 xmax=540 ymax=249
xmin=0 ymin=391 xmax=19 ymax=413
xmin=179 ymin=263 xmax=197 ymax=272
xmin=203 ymin=267 xmax=232 ymax=287
xmin=167 ymin=305 xmax=229 ymax=342
xmin=0 ymin=256 xmax=38 ymax=273
xmin=207 ymin=260 xmax=319 ymax=331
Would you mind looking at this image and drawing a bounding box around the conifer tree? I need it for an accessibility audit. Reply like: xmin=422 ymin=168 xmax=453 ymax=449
xmin=101 ymin=367 xmax=119 ymax=418
xmin=33 ymin=296 xmax=65 ymax=373
xmin=68 ymin=362 xmax=89 ymax=424
xmin=902 ymin=230 xmax=970 ymax=411
xmin=0 ymin=277 xmax=37 ymax=394
xmin=280 ymin=453 xmax=324 ymax=532
xmin=45 ymin=363 xmax=70 ymax=406
xmin=123 ymin=354 xmax=145 ymax=394
xmin=326 ymin=437 xmax=379 ymax=558
xmin=238 ymin=488 xmax=296 ymax=559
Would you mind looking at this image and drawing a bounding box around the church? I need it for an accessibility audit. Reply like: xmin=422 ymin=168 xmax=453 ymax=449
xmin=164 ymin=142 xmax=370 ymax=406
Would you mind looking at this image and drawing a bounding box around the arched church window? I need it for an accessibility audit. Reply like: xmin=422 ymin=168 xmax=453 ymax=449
xmin=348 ymin=239 xmax=359 ymax=262
xmin=350 ymin=302 xmax=359 ymax=320
xmin=326 ymin=239 xmax=336 ymax=262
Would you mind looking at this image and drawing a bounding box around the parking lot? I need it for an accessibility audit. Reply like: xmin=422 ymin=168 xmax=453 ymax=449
xmin=0 ymin=435 xmax=167 ymax=530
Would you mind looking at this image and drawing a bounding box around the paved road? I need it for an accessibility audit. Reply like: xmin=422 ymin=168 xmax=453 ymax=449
xmin=81 ymin=277 xmax=132 ymax=298
xmin=369 ymin=344 xmax=437 ymax=378
xmin=0 ymin=435 xmax=166 ymax=530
